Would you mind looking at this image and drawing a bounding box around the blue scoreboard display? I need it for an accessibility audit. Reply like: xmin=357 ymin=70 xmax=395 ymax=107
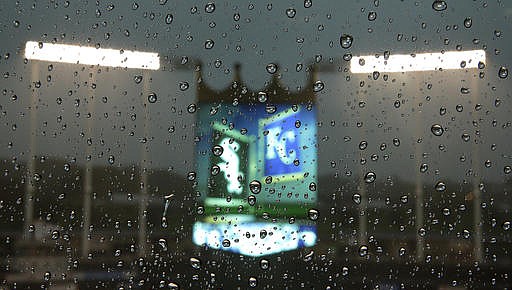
xmin=192 ymin=77 xmax=317 ymax=256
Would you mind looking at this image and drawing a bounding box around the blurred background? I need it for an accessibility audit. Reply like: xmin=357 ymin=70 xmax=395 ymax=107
xmin=0 ymin=0 xmax=511 ymax=289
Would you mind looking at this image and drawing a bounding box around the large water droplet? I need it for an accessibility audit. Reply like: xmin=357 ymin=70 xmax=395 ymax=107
xmin=190 ymin=257 xmax=201 ymax=269
xmin=158 ymin=238 xmax=168 ymax=251
xmin=286 ymin=8 xmax=296 ymax=18
xmin=340 ymin=34 xmax=353 ymax=49
xmin=367 ymin=11 xmax=377 ymax=21
xmin=359 ymin=245 xmax=368 ymax=257
xmin=258 ymin=92 xmax=268 ymax=103
xmin=212 ymin=145 xmax=224 ymax=156
xmin=260 ymin=259 xmax=269 ymax=269
xmin=432 ymin=0 xmax=447 ymax=11
xmin=498 ymin=66 xmax=508 ymax=79
xmin=308 ymin=208 xmax=319 ymax=220
xmin=165 ymin=14 xmax=173 ymax=24
xmin=205 ymin=2 xmax=215 ymax=13
xmin=248 ymin=195 xmax=256 ymax=206
xmin=147 ymin=93 xmax=157 ymax=103
xmin=431 ymin=124 xmax=444 ymax=136
xmin=204 ymin=39 xmax=215 ymax=49
xmin=352 ymin=193 xmax=361 ymax=205
xmin=435 ymin=181 xmax=446 ymax=192
xmin=249 ymin=277 xmax=258 ymax=288
xmin=364 ymin=172 xmax=376 ymax=183
xmin=266 ymin=63 xmax=277 ymax=74
xmin=249 ymin=180 xmax=262 ymax=194
xmin=313 ymin=80 xmax=324 ymax=92
xmin=463 ymin=17 xmax=472 ymax=28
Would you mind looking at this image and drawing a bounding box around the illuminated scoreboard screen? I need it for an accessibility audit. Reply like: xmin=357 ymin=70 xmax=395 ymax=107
xmin=193 ymin=102 xmax=317 ymax=257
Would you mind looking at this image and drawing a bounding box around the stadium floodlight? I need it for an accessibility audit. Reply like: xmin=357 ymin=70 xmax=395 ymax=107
xmin=350 ymin=50 xmax=485 ymax=73
xmin=25 ymin=41 xmax=160 ymax=70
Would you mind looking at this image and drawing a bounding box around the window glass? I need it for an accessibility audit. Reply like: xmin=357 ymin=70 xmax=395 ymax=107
xmin=0 ymin=1 xmax=510 ymax=288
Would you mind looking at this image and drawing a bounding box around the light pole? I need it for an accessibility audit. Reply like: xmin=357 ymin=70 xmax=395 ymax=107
xmin=350 ymin=49 xmax=486 ymax=263
xmin=24 ymin=41 xmax=159 ymax=259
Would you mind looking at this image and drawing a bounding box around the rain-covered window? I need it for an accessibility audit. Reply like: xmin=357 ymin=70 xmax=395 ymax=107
xmin=0 ymin=1 xmax=510 ymax=289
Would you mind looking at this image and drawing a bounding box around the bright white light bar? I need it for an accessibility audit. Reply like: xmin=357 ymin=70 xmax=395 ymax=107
xmin=25 ymin=41 xmax=160 ymax=70
xmin=193 ymin=221 xmax=316 ymax=257
xmin=350 ymin=50 xmax=485 ymax=73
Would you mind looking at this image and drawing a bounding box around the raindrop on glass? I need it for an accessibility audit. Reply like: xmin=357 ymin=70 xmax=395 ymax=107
xmin=190 ymin=257 xmax=201 ymax=269
xmin=498 ymin=66 xmax=508 ymax=79
xmin=147 ymin=93 xmax=157 ymax=103
xmin=249 ymin=180 xmax=262 ymax=194
xmin=432 ymin=0 xmax=447 ymax=11
xmin=435 ymin=181 xmax=446 ymax=192
xmin=286 ymin=8 xmax=296 ymax=18
xmin=431 ymin=124 xmax=444 ymax=136
xmin=308 ymin=208 xmax=319 ymax=220
xmin=364 ymin=172 xmax=376 ymax=183
xmin=212 ymin=145 xmax=223 ymax=156
xmin=340 ymin=34 xmax=353 ymax=49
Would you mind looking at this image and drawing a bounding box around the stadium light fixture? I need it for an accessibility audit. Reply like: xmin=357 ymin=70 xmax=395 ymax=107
xmin=350 ymin=50 xmax=485 ymax=73
xmin=25 ymin=41 xmax=160 ymax=70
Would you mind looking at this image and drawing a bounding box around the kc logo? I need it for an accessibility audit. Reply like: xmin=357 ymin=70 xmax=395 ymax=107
xmin=265 ymin=126 xmax=296 ymax=165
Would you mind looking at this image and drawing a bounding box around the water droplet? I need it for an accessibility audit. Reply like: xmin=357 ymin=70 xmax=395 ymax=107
xmin=147 ymin=93 xmax=157 ymax=103
xmin=435 ymin=181 xmax=446 ymax=192
xmin=108 ymin=155 xmax=115 ymax=165
xmin=158 ymin=238 xmax=168 ymax=251
xmin=504 ymin=166 xmax=511 ymax=174
xmin=295 ymin=120 xmax=301 ymax=128
xmin=249 ymin=180 xmax=262 ymax=194
xmin=179 ymin=81 xmax=189 ymax=91
xmin=265 ymin=105 xmax=277 ymax=114
xmin=204 ymin=39 xmax=215 ymax=49
xmin=364 ymin=172 xmax=376 ymax=183
xmin=313 ymin=80 xmax=324 ymax=92
xmin=308 ymin=208 xmax=319 ymax=220
xmin=190 ymin=257 xmax=201 ymax=269
xmin=259 ymin=229 xmax=267 ymax=239
xmin=44 ymin=271 xmax=51 ymax=281
xmin=248 ymin=195 xmax=256 ymax=206
xmin=432 ymin=0 xmax=447 ymax=11
xmin=51 ymin=230 xmax=60 ymax=240
xmin=367 ymin=11 xmax=377 ymax=21
xmin=420 ymin=163 xmax=428 ymax=173
xmin=460 ymin=87 xmax=470 ymax=94
xmin=498 ymin=66 xmax=508 ymax=79
xmin=309 ymin=182 xmax=317 ymax=191
xmin=286 ymin=8 xmax=296 ymax=18
xmin=461 ymin=133 xmax=470 ymax=142
xmin=187 ymin=104 xmax=197 ymax=113
xmin=258 ymin=92 xmax=268 ymax=103
xmin=197 ymin=206 xmax=205 ymax=215
xmin=459 ymin=18 xmax=474 ymax=30
xmin=222 ymin=239 xmax=231 ymax=247
xmin=211 ymin=165 xmax=220 ymax=175
xmin=212 ymin=145 xmax=223 ymax=156
xmin=249 ymin=277 xmax=258 ymax=288
xmin=503 ymin=221 xmax=510 ymax=231
xmin=187 ymin=171 xmax=196 ymax=181
xmin=359 ymin=245 xmax=368 ymax=257
xmin=260 ymin=259 xmax=269 ymax=270
xmin=418 ymin=227 xmax=426 ymax=237
xmin=340 ymin=34 xmax=353 ymax=49
xmin=304 ymin=0 xmax=312 ymax=8
xmin=352 ymin=193 xmax=361 ymax=205
xmin=462 ymin=229 xmax=470 ymax=239
xmin=359 ymin=141 xmax=368 ymax=150
xmin=165 ymin=13 xmax=173 ymax=24
xmin=392 ymin=138 xmax=400 ymax=146
xmin=266 ymin=63 xmax=277 ymax=74
xmin=431 ymin=124 xmax=444 ymax=136
xmin=133 ymin=75 xmax=143 ymax=84
xmin=205 ymin=2 xmax=215 ymax=13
